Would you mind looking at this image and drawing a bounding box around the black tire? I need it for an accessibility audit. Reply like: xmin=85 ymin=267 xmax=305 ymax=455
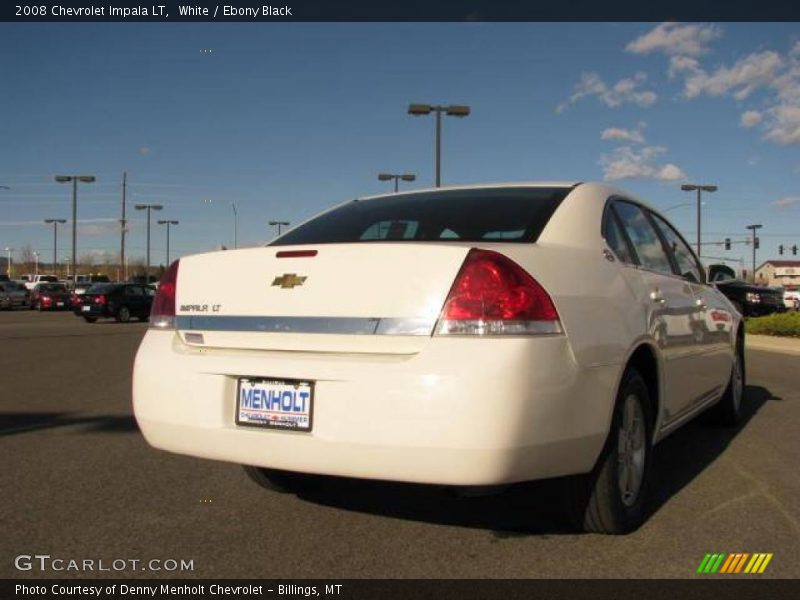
xmin=243 ymin=466 xmax=322 ymax=494
xmin=83 ymin=316 xmax=97 ymax=323
xmin=566 ymin=369 xmax=653 ymax=534
xmin=706 ymin=334 xmax=745 ymax=427
xmin=115 ymin=305 xmax=131 ymax=323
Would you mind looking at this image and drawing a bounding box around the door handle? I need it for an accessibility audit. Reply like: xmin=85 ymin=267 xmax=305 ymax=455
xmin=695 ymin=298 xmax=708 ymax=310
xmin=650 ymin=290 xmax=666 ymax=304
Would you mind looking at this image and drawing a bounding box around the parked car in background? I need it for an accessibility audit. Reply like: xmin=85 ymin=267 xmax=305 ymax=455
xmin=134 ymin=181 xmax=744 ymax=535
xmin=76 ymin=283 xmax=155 ymax=323
xmin=784 ymin=289 xmax=800 ymax=310
xmin=708 ymin=266 xmax=786 ymax=317
xmin=23 ymin=274 xmax=59 ymax=291
xmin=68 ymin=282 xmax=97 ymax=307
xmin=29 ymin=282 xmax=71 ymax=311
xmin=0 ymin=281 xmax=29 ymax=310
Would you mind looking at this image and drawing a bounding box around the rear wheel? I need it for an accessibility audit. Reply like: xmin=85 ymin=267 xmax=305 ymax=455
xmin=83 ymin=316 xmax=97 ymax=323
xmin=115 ymin=305 xmax=131 ymax=323
xmin=566 ymin=369 xmax=652 ymax=534
xmin=243 ymin=466 xmax=322 ymax=494
xmin=706 ymin=337 xmax=745 ymax=427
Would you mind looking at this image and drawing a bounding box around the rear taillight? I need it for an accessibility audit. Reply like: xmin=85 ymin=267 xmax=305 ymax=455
xmin=435 ymin=249 xmax=562 ymax=336
xmin=150 ymin=259 xmax=180 ymax=329
xmin=94 ymin=295 xmax=106 ymax=305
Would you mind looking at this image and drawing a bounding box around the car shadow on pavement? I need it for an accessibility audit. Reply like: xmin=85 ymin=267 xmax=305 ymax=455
xmin=287 ymin=384 xmax=779 ymax=536
xmin=0 ymin=412 xmax=139 ymax=436
xmin=644 ymin=384 xmax=779 ymax=520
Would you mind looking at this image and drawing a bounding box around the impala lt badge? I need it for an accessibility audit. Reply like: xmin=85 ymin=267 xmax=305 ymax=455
xmin=272 ymin=274 xmax=307 ymax=289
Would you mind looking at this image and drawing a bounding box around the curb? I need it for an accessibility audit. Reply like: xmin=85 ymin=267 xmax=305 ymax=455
xmin=746 ymin=334 xmax=800 ymax=357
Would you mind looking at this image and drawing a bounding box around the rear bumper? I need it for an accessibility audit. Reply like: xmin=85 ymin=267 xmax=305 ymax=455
xmin=133 ymin=331 xmax=619 ymax=486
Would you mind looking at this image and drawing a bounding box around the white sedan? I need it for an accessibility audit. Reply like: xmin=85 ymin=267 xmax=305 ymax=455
xmin=133 ymin=182 xmax=743 ymax=534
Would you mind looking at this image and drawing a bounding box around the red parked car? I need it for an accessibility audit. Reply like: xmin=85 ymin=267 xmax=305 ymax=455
xmin=29 ymin=283 xmax=70 ymax=311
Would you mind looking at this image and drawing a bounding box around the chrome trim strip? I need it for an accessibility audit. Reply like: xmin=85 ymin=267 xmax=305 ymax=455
xmin=175 ymin=315 xmax=436 ymax=336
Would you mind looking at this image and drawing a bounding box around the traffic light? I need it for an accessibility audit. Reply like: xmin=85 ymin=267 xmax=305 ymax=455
xmin=780 ymin=244 xmax=784 ymax=255
xmin=725 ymin=238 xmax=731 ymax=250
xmin=754 ymin=237 xmax=760 ymax=249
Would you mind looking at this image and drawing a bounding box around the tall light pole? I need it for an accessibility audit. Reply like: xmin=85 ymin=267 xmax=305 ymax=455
xmin=203 ymin=199 xmax=238 ymax=248
xmin=232 ymin=201 xmax=238 ymax=249
xmin=4 ymin=247 xmax=14 ymax=277
xmin=408 ymin=103 xmax=470 ymax=187
xmin=378 ymin=172 xmax=416 ymax=193
xmin=680 ymin=183 xmax=717 ymax=256
xmin=269 ymin=220 xmax=290 ymax=237
xmin=64 ymin=256 xmax=70 ymax=279
xmin=135 ymin=203 xmax=163 ymax=280
xmin=746 ymin=224 xmax=762 ymax=283
xmin=157 ymin=220 xmax=179 ymax=266
xmin=44 ymin=219 xmax=67 ymax=275
xmin=55 ymin=175 xmax=95 ymax=285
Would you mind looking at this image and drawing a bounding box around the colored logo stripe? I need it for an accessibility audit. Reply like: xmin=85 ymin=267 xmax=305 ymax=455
xmin=698 ymin=553 xmax=773 ymax=574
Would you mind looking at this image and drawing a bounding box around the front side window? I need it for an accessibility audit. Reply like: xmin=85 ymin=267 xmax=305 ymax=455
xmin=613 ymin=201 xmax=673 ymax=275
xmin=271 ymin=187 xmax=571 ymax=246
xmin=651 ymin=213 xmax=704 ymax=283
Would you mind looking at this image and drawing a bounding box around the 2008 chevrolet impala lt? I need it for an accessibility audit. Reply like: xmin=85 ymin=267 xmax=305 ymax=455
xmin=133 ymin=182 xmax=744 ymax=534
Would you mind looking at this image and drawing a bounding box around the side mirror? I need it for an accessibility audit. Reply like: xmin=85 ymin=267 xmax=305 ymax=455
xmin=708 ymin=264 xmax=736 ymax=283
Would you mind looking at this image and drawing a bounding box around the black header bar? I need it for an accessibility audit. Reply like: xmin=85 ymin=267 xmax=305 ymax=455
xmin=3 ymin=0 xmax=800 ymax=22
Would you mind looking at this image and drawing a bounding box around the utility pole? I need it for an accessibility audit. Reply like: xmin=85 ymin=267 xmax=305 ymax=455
xmin=120 ymin=172 xmax=127 ymax=282
xmin=746 ymin=224 xmax=762 ymax=284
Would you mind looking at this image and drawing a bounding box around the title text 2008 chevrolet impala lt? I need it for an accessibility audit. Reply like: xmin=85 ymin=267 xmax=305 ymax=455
xmin=133 ymin=182 xmax=744 ymax=534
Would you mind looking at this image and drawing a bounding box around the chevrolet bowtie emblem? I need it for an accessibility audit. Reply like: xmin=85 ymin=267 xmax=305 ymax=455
xmin=272 ymin=273 xmax=307 ymax=289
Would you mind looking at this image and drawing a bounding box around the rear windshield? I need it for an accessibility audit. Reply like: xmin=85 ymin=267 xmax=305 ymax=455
xmin=271 ymin=187 xmax=570 ymax=246
xmin=87 ymin=283 xmax=120 ymax=294
xmin=38 ymin=284 xmax=66 ymax=292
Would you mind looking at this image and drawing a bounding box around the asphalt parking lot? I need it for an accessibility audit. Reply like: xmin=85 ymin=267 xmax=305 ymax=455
xmin=1 ymin=310 xmax=798 ymax=579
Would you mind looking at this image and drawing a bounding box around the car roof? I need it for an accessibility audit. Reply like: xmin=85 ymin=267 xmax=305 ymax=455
xmin=356 ymin=181 xmax=582 ymax=202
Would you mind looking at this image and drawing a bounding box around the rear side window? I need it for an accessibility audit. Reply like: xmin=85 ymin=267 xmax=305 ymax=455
xmin=271 ymin=187 xmax=571 ymax=245
xmin=613 ymin=201 xmax=673 ymax=275
xmin=602 ymin=206 xmax=635 ymax=264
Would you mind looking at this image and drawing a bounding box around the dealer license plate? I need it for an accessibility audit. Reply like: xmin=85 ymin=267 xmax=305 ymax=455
xmin=236 ymin=378 xmax=313 ymax=431
xmin=82 ymin=305 xmax=91 ymax=312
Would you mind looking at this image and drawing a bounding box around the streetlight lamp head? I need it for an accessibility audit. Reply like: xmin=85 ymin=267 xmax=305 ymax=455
xmin=701 ymin=185 xmax=718 ymax=193
xmin=135 ymin=204 xmax=147 ymax=210
xmin=445 ymin=105 xmax=471 ymax=117
xmin=400 ymin=174 xmax=416 ymax=182
xmin=54 ymin=176 xmax=72 ymax=183
xmin=680 ymin=184 xmax=698 ymax=191
xmin=378 ymin=173 xmax=393 ymax=181
xmin=157 ymin=220 xmax=167 ymax=225
xmin=408 ymin=103 xmax=432 ymax=116
xmin=78 ymin=176 xmax=96 ymax=183
xmin=152 ymin=205 xmax=163 ymax=211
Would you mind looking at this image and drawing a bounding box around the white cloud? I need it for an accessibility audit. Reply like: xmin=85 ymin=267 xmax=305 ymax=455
xmin=668 ymin=55 xmax=703 ymax=78
xmin=740 ymin=110 xmax=763 ymax=127
xmin=139 ymin=146 xmax=151 ymax=156
xmin=772 ymin=196 xmax=800 ymax=207
xmin=557 ymin=72 xmax=657 ymax=112
xmin=601 ymin=123 xmax=646 ymax=143
xmin=684 ymin=50 xmax=783 ymax=99
xmin=626 ymin=23 xmax=721 ymax=57
xmin=600 ymin=145 xmax=687 ymax=182
xmin=764 ymin=104 xmax=800 ymax=144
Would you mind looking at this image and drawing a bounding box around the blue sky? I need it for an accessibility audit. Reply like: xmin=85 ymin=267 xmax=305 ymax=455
xmin=0 ymin=22 xmax=798 ymax=272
